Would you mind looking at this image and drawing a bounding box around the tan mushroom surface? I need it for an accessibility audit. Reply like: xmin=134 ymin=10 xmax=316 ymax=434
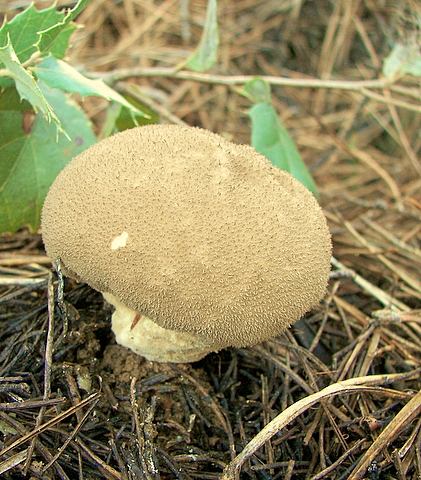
xmin=41 ymin=124 xmax=332 ymax=363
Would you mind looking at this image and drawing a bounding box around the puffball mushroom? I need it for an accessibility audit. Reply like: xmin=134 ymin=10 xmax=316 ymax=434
xmin=41 ymin=124 xmax=332 ymax=363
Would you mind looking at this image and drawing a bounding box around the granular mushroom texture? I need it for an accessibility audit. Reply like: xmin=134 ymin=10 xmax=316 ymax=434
xmin=41 ymin=124 xmax=332 ymax=362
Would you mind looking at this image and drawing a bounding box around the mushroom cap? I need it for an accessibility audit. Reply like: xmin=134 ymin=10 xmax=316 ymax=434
xmin=41 ymin=125 xmax=332 ymax=349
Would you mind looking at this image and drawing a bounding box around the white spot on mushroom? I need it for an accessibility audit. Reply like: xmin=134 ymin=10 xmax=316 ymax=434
xmin=111 ymin=231 xmax=129 ymax=250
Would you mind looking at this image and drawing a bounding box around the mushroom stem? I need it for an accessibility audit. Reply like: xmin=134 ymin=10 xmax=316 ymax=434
xmin=102 ymin=292 xmax=218 ymax=363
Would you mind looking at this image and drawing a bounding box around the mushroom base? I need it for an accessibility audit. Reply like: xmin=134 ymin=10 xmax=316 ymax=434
xmin=103 ymin=292 xmax=220 ymax=363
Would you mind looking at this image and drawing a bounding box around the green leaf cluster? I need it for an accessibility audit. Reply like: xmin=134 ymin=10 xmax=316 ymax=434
xmin=0 ymin=84 xmax=97 ymax=234
xmin=0 ymin=0 xmax=320 ymax=236
xmin=0 ymin=0 xmax=150 ymax=234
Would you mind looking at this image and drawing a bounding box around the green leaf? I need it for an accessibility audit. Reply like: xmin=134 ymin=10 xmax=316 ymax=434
xmin=0 ymin=84 xmax=96 ymax=234
xmin=65 ymin=0 xmax=93 ymax=22
xmin=0 ymin=76 xmax=14 ymax=90
xmin=34 ymin=56 xmax=148 ymax=116
xmin=99 ymin=102 xmax=123 ymax=139
xmin=0 ymin=39 xmax=62 ymax=130
xmin=37 ymin=0 xmax=93 ymax=59
xmin=100 ymin=96 xmax=158 ymax=139
xmin=115 ymin=95 xmax=158 ymax=131
xmin=248 ymin=102 xmax=319 ymax=199
xmin=0 ymin=85 xmax=32 ymax=112
xmin=0 ymin=3 xmax=64 ymax=63
xmin=115 ymin=105 xmax=157 ymax=131
xmin=383 ymin=43 xmax=421 ymax=78
xmin=187 ymin=0 xmax=219 ymax=72
xmin=37 ymin=23 xmax=77 ymax=60
xmin=0 ymin=1 xmax=91 ymax=64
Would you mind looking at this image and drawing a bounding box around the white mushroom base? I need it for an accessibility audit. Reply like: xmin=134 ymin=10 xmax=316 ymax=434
xmin=103 ymin=292 xmax=219 ymax=363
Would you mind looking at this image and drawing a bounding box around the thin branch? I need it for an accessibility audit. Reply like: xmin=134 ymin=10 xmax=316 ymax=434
xmin=87 ymin=67 xmax=396 ymax=91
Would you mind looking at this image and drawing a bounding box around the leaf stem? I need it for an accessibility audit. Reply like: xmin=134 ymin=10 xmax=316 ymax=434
xmin=22 ymin=50 xmax=42 ymax=69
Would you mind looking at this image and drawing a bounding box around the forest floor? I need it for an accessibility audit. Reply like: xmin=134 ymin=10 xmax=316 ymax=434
xmin=1 ymin=0 xmax=421 ymax=479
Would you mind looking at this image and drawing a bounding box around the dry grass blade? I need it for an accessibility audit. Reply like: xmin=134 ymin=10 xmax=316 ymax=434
xmin=331 ymin=257 xmax=410 ymax=312
xmin=349 ymin=388 xmax=421 ymax=480
xmin=221 ymin=372 xmax=420 ymax=480
xmin=0 ymin=277 xmax=48 ymax=286
xmin=0 ymin=450 xmax=28 ymax=475
xmin=0 ymin=397 xmax=65 ymax=412
xmin=73 ymin=437 xmax=122 ymax=480
xmin=170 ymin=364 xmax=230 ymax=435
xmin=40 ymin=398 xmax=100 ymax=474
xmin=0 ymin=392 xmax=101 ymax=459
xmin=0 ymin=254 xmax=50 ymax=266
xmin=310 ymin=438 xmax=366 ymax=480
xmin=341 ymin=217 xmax=421 ymax=294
